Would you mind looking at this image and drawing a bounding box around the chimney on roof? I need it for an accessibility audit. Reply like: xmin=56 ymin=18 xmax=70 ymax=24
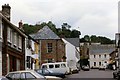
xmin=19 ymin=20 xmax=23 ymax=29
xmin=2 ymin=4 xmax=11 ymax=21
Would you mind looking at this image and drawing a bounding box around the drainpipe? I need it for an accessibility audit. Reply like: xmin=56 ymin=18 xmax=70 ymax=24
xmin=39 ymin=40 xmax=41 ymax=68
xmin=56 ymin=40 xmax=58 ymax=62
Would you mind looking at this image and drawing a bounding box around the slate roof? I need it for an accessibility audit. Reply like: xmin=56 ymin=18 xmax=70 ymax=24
xmin=0 ymin=13 xmax=26 ymax=37
xmin=64 ymin=38 xmax=80 ymax=47
xmin=31 ymin=26 xmax=60 ymax=40
xmin=89 ymin=45 xmax=115 ymax=54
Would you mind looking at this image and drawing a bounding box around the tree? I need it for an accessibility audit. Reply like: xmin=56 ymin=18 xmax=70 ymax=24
xmin=62 ymin=23 xmax=71 ymax=30
xmin=23 ymin=21 xmax=81 ymax=38
xmin=90 ymin=35 xmax=99 ymax=43
xmin=84 ymin=35 xmax=90 ymax=42
xmin=81 ymin=35 xmax=114 ymax=44
xmin=70 ymin=30 xmax=81 ymax=38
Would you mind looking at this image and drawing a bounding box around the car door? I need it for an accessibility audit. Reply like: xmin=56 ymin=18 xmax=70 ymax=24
xmin=21 ymin=72 xmax=36 ymax=80
xmin=7 ymin=73 xmax=20 ymax=80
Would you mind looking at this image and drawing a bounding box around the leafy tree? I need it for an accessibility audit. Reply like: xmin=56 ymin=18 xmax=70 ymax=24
xmin=62 ymin=23 xmax=71 ymax=29
xmin=81 ymin=35 xmax=114 ymax=44
xmin=84 ymin=35 xmax=90 ymax=42
xmin=23 ymin=21 xmax=81 ymax=38
xmin=70 ymin=30 xmax=81 ymax=38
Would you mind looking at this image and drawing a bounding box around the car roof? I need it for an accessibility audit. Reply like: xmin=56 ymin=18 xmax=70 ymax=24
xmin=7 ymin=70 xmax=35 ymax=73
xmin=6 ymin=70 xmax=45 ymax=78
xmin=42 ymin=62 xmax=67 ymax=65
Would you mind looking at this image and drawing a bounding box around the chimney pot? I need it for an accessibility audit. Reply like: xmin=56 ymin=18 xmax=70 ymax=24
xmin=2 ymin=4 xmax=11 ymax=21
xmin=19 ymin=20 xmax=23 ymax=29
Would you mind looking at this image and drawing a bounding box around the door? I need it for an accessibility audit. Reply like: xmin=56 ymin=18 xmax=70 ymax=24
xmin=10 ymin=55 xmax=16 ymax=71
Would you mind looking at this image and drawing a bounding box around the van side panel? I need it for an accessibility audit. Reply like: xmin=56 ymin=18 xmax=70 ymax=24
xmin=41 ymin=62 xmax=70 ymax=74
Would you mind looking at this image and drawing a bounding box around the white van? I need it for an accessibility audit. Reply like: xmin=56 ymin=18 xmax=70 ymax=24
xmin=41 ymin=62 xmax=70 ymax=74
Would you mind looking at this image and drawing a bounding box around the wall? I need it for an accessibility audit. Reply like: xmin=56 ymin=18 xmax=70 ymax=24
xmin=89 ymin=54 xmax=110 ymax=68
xmin=62 ymin=38 xmax=79 ymax=70
xmin=40 ymin=39 xmax=65 ymax=64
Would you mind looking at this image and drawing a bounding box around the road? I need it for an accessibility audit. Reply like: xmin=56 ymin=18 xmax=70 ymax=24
xmin=64 ymin=69 xmax=115 ymax=80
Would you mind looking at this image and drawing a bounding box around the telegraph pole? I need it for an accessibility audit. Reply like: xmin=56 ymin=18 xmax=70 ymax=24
xmin=118 ymin=1 xmax=120 ymax=71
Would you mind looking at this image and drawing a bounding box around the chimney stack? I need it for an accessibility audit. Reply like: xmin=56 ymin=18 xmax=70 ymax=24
xmin=19 ymin=20 xmax=23 ymax=29
xmin=2 ymin=4 xmax=11 ymax=21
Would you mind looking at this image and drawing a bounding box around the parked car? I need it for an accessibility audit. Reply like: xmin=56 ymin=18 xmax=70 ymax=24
xmin=113 ymin=70 xmax=120 ymax=79
xmin=99 ymin=66 xmax=106 ymax=70
xmin=0 ymin=76 xmax=9 ymax=80
xmin=113 ymin=71 xmax=118 ymax=79
xmin=35 ymin=69 xmax=66 ymax=78
xmin=6 ymin=70 xmax=62 ymax=80
xmin=82 ymin=65 xmax=90 ymax=71
xmin=5 ymin=70 xmax=46 ymax=80
xmin=45 ymin=76 xmax=62 ymax=80
xmin=41 ymin=62 xmax=70 ymax=74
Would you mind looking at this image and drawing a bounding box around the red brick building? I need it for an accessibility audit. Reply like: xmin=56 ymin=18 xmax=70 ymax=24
xmin=30 ymin=26 xmax=66 ymax=64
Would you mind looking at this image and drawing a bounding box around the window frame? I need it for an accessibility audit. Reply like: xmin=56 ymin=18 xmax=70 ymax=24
xmin=94 ymin=62 xmax=96 ymax=66
xmin=47 ymin=43 xmax=53 ymax=53
xmin=94 ymin=55 xmax=96 ymax=58
xmin=18 ymin=36 xmax=22 ymax=49
xmin=55 ymin=64 xmax=60 ymax=68
xmin=0 ymin=23 xmax=2 ymax=39
xmin=49 ymin=64 xmax=54 ymax=69
xmin=7 ymin=27 xmax=11 ymax=42
xmin=104 ymin=54 xmax=107 ymax=58
xmin=13 ymin=32 xmax=17 ymax=46
xmin=99 ymin=55 xmax=101 ymax=58
xmin=99 ymin=62 xmax=101 ymax=66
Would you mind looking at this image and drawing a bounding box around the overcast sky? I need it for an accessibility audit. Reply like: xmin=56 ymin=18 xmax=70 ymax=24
xmin=0 ymin=0 xmax=119 ymax=39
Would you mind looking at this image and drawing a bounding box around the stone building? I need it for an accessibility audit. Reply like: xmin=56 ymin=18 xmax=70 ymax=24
xmin=0 ymin=4 xmax=26 ymax=75
xmin=30 ymin=26 xmax=66 ymax=65
xmin=89 ymin=44 xmax=115 ymax=68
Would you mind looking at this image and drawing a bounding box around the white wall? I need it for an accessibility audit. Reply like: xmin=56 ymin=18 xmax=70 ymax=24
xmin=89 ymin=54 xmax=110 ymax=68
xmin=62 ymin=38 xmax=79 ymax=70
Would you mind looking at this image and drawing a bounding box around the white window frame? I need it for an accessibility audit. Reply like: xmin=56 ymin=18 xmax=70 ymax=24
xmin=14 ymin=32 xmax=17 ymax=46
xmin=0 ymin=23 xmax=2 ymax=39
xmin=104 ymin=54 xmax=106 ymax=58
xmin=94 ymin=55 xmax=96 ymax=58
xmin=99 ymin=55 xmax=101 ymax=58
xmin=94 ymin=62 xmax=96 ymax=66
xmin=10 ymin=29 xmax=12 ymax=43
xmin=19 ymin=36 xmax=22 ymax=49
xmin=7 ymin=27 xmax=11 ymax=42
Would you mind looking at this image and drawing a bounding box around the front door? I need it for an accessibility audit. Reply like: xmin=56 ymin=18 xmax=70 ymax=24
xmin=10 ymin=55 xmax=16 ymax=71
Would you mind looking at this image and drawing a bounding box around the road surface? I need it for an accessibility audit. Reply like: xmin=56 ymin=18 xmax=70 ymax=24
xmin=64 ymin=69 xmax=115 ymax=80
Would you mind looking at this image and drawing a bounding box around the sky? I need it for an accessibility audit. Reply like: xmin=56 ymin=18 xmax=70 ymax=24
xmin=0 ymin=0 xmax=119 ymax=39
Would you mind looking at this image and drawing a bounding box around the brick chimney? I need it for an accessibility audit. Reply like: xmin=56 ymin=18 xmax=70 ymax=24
xmin=2 ymin=4 xmax=11 ymax=21
xmin=19 ymin=20 xmax=23 ymax=29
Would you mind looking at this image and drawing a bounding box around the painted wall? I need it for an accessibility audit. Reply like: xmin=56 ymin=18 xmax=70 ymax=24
xmin=89 ymin=53 xmax=110 ymax=68
xmin=62 ymin=38 xmax=79 ymax=70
